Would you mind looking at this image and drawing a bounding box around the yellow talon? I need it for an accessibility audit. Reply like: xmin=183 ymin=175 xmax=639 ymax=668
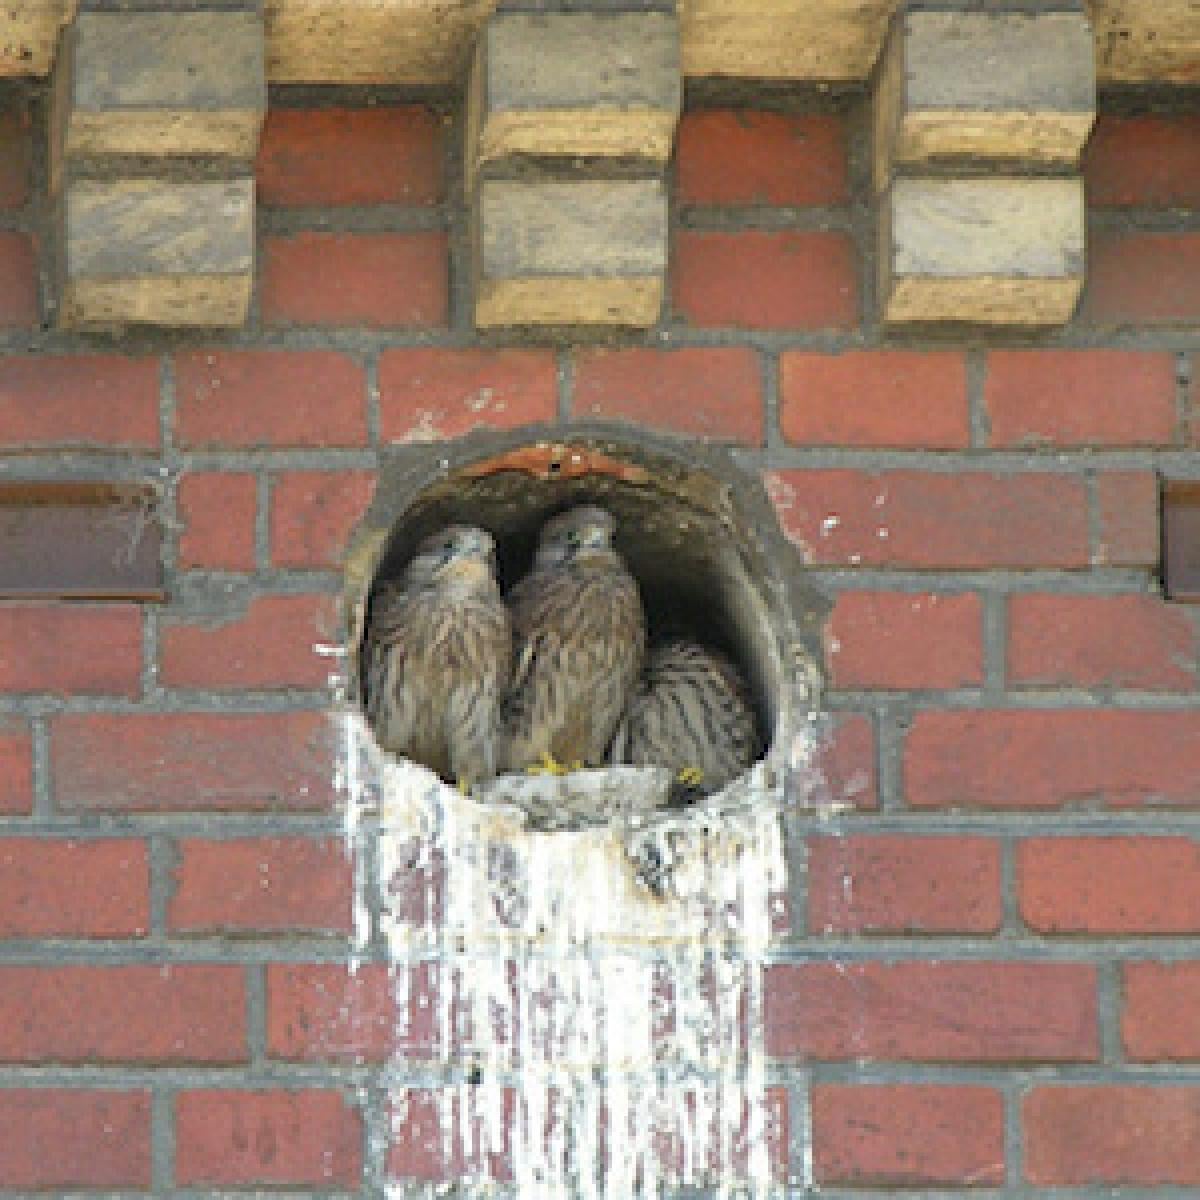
xmin=529 ymin=751 xmax=569 ymax=776
xmin=568 ymin=760 xmax=584 ymax=772
xmin=456 ymin=778 xmax=471 ymax=795
xmin=677 ymin=766 xmax=705 ymax=787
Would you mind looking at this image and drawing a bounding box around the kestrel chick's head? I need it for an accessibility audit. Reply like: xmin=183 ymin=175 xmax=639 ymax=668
xmin=405 ymin=524 xmax=498 ymax=586
xmin=533 ymin=505 xmax=619 ymax=568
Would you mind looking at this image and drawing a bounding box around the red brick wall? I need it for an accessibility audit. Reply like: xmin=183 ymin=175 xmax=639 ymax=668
xmin=2 ymin=89 xmax=1199 ymax=1192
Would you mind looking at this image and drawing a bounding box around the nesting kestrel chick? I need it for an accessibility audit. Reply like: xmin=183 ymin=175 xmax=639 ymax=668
xmin=611 ymin=639 xmax=760 ymax=799
xmin=504 ymin=505 xmax=646 ymax=773
xmin=364 ymin=524 xmax=512 ymax=791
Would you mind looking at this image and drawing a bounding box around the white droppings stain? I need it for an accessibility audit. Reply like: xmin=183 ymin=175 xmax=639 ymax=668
xmin=820 ymin=515 xmax=840 ymax=536
xmin=333 ymin=679 xmax=822 ymax=1197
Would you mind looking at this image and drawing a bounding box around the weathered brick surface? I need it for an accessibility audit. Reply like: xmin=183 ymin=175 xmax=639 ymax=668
xmin=812 ymin=714 xmax=879 ymax=810
xmin=0 ymin=93 xmax=1196 ymax=1197
xmin=267 ymin=963 xmax=441 ymax=1062
xmin=1095 ymin=470 xmax=1161 ymax=568
xmin=1123 ymin=962 xmax=1200 ymax=1061
xmin=1008 ymin=593 xmax=1197 ymax=691
xmin=1086 ymin=115 xmax=1200 ymax=208
xmin=257 ymin=106 xmax=442 ymax=207
xmin=380 ymin=348 xmax=557 ymax=442
xmin=0 ymin=233 xmax=39 ymax=327
xmin=826 ymin=590 xmax=983 ymax=690
xmin=51 ymin=712 xmax=335 ymax=812
xmin=0 ymin=354 xmax=160 ymax=450
xmin=0 ymin=839 xmax=148 ymax=937
xmin=270 ymin=470 xmax=376 ymax=568
xmin=676 ymin=111 xmax=847 ymax=207
xmin=170 ymin=837 xmax=353 ymax=934
xmin=176 ymin=1090 xmax=364 ymax=1186
xmin=177 ymin=470 xmax=258 ymax=571
xmin=160 ymin=593 xmax=335 ymax=690
xmin=812 ymin=1084 xmax=1005 ymax=1186
xmin=905 ymin=710 xmax=1200 ymax=810
xmin=1025 ymin=1087 xmax=1200 ymax=1185
xmin=1020 ymin=837 xmax=1200 ymax=933
xmin=765 ymin=962 xmax=1098 ymax=1061
xmin=0 ymin=604 xmax=142 ymax=695
xmin=1084 ymin=232 xmax=1200 ymax=325
xmin=674 ymin=231 xmax=857 ymax=329
xmin=0 ymin=722 xmax=32 ymax=814
xmin=984 ymin=350 xmax=1178 ymax=447
xmin=807 ymin=835 xmax=1002 ymax=934
xmin=781 ymin=351 xmax=969 ymax=448
xmin=261 ymin=232 xmax=448 ymax=327
xmin=572 ymin=347 xmax=764 ymax=443
xmin=0 ymin=965 xmax=246 ymax=1062
xmin=0 ymin=1090 xmax=151 ymax=1190
xmin=176 ymin=349 xmax=368 ymax=448
xmin=770 ymin=469 xmax=1089 ymax=568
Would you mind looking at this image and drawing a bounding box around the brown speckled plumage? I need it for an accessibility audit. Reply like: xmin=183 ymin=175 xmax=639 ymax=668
xmin=364 ymin=525 xmax=511 ymax=789
xmin=503 ymin=505 xmax=645 ymax=771
xmin=610 ymin=639 xmax=760 ymax=796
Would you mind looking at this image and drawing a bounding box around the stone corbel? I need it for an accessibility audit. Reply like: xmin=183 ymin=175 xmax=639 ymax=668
xmin=465 ymin=4 xmax=681 ymax=330
xmin=873 ymin=1 xmax=1097 ymax=328
xmin=50 ymin=3 xmax=265 ymax=331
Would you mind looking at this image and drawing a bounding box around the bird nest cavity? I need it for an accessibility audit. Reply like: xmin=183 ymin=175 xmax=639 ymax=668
xmin=342 ymin=423 xmax=828 ymax=833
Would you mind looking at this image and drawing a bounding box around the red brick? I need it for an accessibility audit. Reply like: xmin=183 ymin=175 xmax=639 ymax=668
xmin=170 ymin=837 xmax=353 ymax=934
xmin=268 ymin=963 xmax=442 ymax=1062
xmin=768 ymin=469 xmax=1089 ymax=568
xmin=904 ymin=710 xmax=1200 ymax=810
xmin=51 ymin=711 xmax=335 ymax=813
xmin=674 ymin=231 xmax=857 ymax=330
xmin=161 ymin=593 xmax=335 ymax=691
xmin=808 ymin=835 xmax=1001 ymax=934
xmin=177 ymin=471 xmax=257 ymax=571
xmin=826 ymin=591 xmax=983 ymax=690
xmin=270 ymin=470 xmax=376 ymax=569
xmin=388 ymin=1087 xmax=512 ymax=1182
xmin=388 ymin=1085 xmax=786 ymax=1185
xmin=1025 ymin=1086 xmax=1200 ymax=1185
xmin=1096 ymin=470 xmax=1160 ymax=568
xmin=0 ymin=234 xmax=38 ymax=328
xmin=781 ymin=350 xmax=968 ymax=449
xmin=0 ymin=354 xmax=159 ymax=450
xmin=380 ymin=347 xmax=557 ymax=442
xmin=1086 ymin=115 xmax=1200 ymax=208
xmin=676 ymin=110 xmax=848 ymax=207
xmin=572 ymin=347 xmax=763 ymax=443
xmin=176 ymin=349 xmax=367 ymax=448
xmin=765 ymin=961 xmax=1097 ymax=1061
xmin=0 ymin=109 xmax=31 ymax=210
xmin=0 ymin=965 xmax=246 ymax=1063
xmin=1008 ymin=593 xmax=1197 ymax=691
xmin=261 ymin=232 xmax=447 ymax=328
xmin=812 ymin=1084 xmax=1004 ymax=1187
xmin=1123 ymin=962 xmax=1200 ymax=1061
xmin=0 ymin=721 xmax=31 ymax=814
xmin=0 ymin=1090 xmax=150 ymax=1190
xmin=177 ymin=1090 xmax=362 ymax=1187
xmin=1020 ymin=837 xmax=1200 ymax=933
xmin=257 ymin=106 xmax=441 ymax=206
xmin=1084 ymin=232 xmax=1200 ymax=325
xmin=985 ymin=349 xmax=1178 ymax=447
xmin=0 ymin=839 xmax=148 ymax=937
xmin=0 ymin=604 xmax=141 ymax=696
xmin=810 ymin=713 xmax=878 ymax=810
